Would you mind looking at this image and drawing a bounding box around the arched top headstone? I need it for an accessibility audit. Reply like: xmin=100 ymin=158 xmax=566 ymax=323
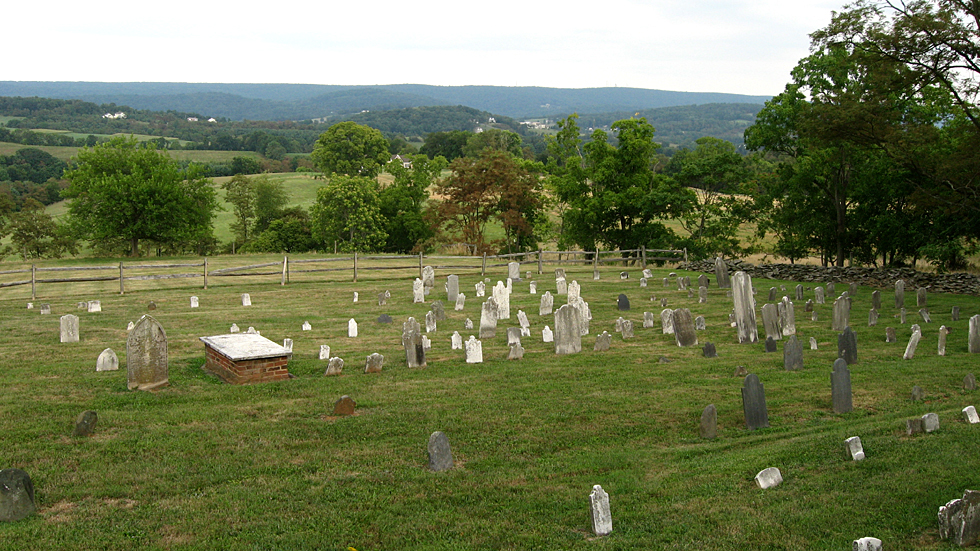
xmin=126 ymin=315 xmax=168 ymax=391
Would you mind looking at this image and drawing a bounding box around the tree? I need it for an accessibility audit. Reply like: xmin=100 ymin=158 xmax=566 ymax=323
xmin=222 ymin=174 xmax=256 ymax=246
xmin=311 ymin=122 xmax=390 ymax=178
xmin=420 ymin=131 xmax=471 ymax=162
xmin=62 ymin=137 xmax=218 ymax=256
xmin=380 ymin=154 xmax=446 ymax=253
xmin=7 ymin=198 xmax=77 ymax=259
xmin=252 ymin=175 xmax=289 ymax=233
xmin=310 ymin=175 xmax=387 ymax=252
xmin=462 ymin=129 xmax=523 ymax=159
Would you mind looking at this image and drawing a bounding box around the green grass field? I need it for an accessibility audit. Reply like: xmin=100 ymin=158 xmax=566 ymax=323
xmin=0 ymin=260 xmax=976 ymax=549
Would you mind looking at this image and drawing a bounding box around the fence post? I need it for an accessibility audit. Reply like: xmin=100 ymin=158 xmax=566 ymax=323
xmin=641 ymin=246 xmax=647 ymax=269
xmin=684 ymin=248 xmax=688 ymax=263
xmin=353 ymin=251 xmax=358 ymax=283
xmin=481 ymin=252 xmax=487 ymax=277
xmin=281 ymin=256 xmax=287 ymax=286
xmin=419 ymin=252 xmax=423 ymax=279
xmin=537 ymin=250 xmax=543 ymax=274
xmin=594 ymin=249 xmax=599 ymax=273
xmin=119 ymin=262 xmax=125 ymax=295
xmin=31 ymin=264 xmax=36 ymax=300
xmin=203 ymin=257 xmax=208 ymax=290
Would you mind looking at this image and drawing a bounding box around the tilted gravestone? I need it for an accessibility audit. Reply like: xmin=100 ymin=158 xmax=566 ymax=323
xmin=714 ymin=257 xmax=731 ymax=289
xmin=73 ymin=410 xmax=98 ymax=437
xmin=127 ymin=315 xmax=168 ymax=391
xmin=700 ymin=404 xmax=717 ymax=439
xmin=831 ymin=358 xmax=853 ymax=414
xmin=324 ymin=357 xmax=344 ymax=376
xmin=838 ymin=327 xmax=858 ymax=365
xmin=0 ymin=468 xmax=36 ymax=521
xmin=427 ymin=431 xmax=454 ymax=472
xmin=964 ymin=406 xmax=980 ymax=424
xmin=904 ymin=327 xmax=922 ymax=360
xmin=845 ymin=436 xmax=865 ymax=461
xmin=761 ymin=303 xmax=781 ymax=342
xmin=672 ymin=308 xmax=698 ymax=347
xmin=741 ymin=374 xmax=770 ymax=430
xmin=554 ymin=304 xmax=582 ymax=355
xmin=755 ymin=467 xmax=782 ymax=489
xmin=590 ymin=484 xmax=613 ymax=537
xmin=895 ymin=280 xmax=905 ymax=308
xmin=939 ymin=490 xmax=980 ymax=547
xmin=732 ymin=271 xmax=759 ymax=344
xmin=783 ymin=335 xmax=804 ymax=371
xmin=402 ymin=317 xmax=426 ymax=368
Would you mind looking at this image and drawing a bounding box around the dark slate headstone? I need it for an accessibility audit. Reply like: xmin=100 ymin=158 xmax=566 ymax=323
xmin=427 ymin=431 xmax=454 ymax=472
xmin=147 ymin=301 xmax=156 ymax=311
xmin=831 ymin=358 xmax=853 ymax=413
xmin=764 ymin=336 xmax=777 ymax=353
xmin=377 ymin=314 xmax=393 ymax=324
xmin=617 ymin=294 xmax=630 ymax=311
xmin=672 ymin=308 xmax=699 ymax=347
xmin=906 ymin=417 xmax=924 ymax=435
xmin=871 ymin=290 xmax=881 ymax=311
xmin=917 ymin=287 xmax=927 ymax=307
xmin=430 ymin=300 xmax=446 ymax=321
xmin=953 ymin=306 xmax=961 ymax=321
xmin=702 ymin=342 xmax=717 ymax=358
xmin=849 ymin=282 xmax=858 ymax=296
xmin=783 ymin=335 xmax=804 ymax=371
xmin=698 ymin=274 xmax=710 ymax=289
xmin=741 ymin=374 xmax=770 ymax=430
xmin=733 ymin=365 xmax=748 ymax=377
xmin=0 ymin=469 xmax=35 ymax=522
xmin=73 ymin=410 xmax=98 ymax=437
xmin=700 ymin=404 xmax=717 ymax=439
xmin=965 ymin=373 xmax=977 ymax=391
xmin=885 ymin=327 xmax=897 ymax=343
xmin=838 ymin=326 xmax=858 ymax=365
xmin=804 ymin=299 xmax=813 ymax=313
xmin=911 ymin=385 xmax=925 ymax=401
xmin=768 ymin=287 xmax=777 ymax=302
xmin=332 ymin=395 xmax=356 ymax=416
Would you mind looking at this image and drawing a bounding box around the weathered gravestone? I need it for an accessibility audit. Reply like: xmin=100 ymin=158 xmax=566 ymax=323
xmin=886 ymin=327 xmax=897 ymax=343
xmin=507 ymin=343 xmax=524 ymax=360
xmin=378 ymin=290 xmax=390 ymax=306
xmin=661 ymin=309 xmax=675 ymax=335
xmin=422 ymin=266 xmax=435 ymax=296
xmin=939 ymin=490 xmax=980 ymax=547
xmin=970 ymin=315 xmax=980 ymax=354
xmin=900 ymin=308 xmax=908 ymax=324
xmin=845 ymin=436 xmax=865 ymax=461
xmin=672 ymin=308 xmax=698 ymax=347
xmin=871 ymin=290 xmax=881 ymax=311
xmin=572 ymin=298 xmax=592 ymax=336
xmin=554 ymin=304 xmax=582 ymax=355
xmin=96 ymin=348 xmax=118 ymax=372
xmin=953 ymin=306 xmax=960 ymax=321
xmin=413 ymin=278 xmax=425 ymax=303
xmin=964 ymin=373 xmax=977 ymax=391
xmin=755 ymin=467 xmax=782 ymax=489
xmin=229 ymin=323 xmax=239 ymax=333
xmin=377 ymin=314 xmax=393 ymax=324
xmin=783 ymin=335 xmax=804 ymax=371
xmin=446 ymin=275 xmax=459 ymax=302
xmin=403 ymin=317 xmax=426 ymax=368
xmin=0 ymin=469 xmax=35 ymax=522
xmin=431 ymin=300 xmax=447 ymax=321
xmin=838 ymin=327 xmax=858 ymax=365
xmin=794 ymin=284 xmax=804 ymax=301
xmin=428 ymin=431 xmax=454 ymax=472
xmin=567 ymin=280 xmax=581 ymax=304
xmin=332 ymin=395 xmax=355 ymax=416
xmin=539 ymin=291 xmax=554 ymax=316
xmin=765 ymin=336 xmax=778 ymax=353
xmin=425 ymin=311 xmax=437 ymax=333
xmin=698 ymin=286 xmax=708 ymax=304
xmin=827 ymin=282 xmax=836 ymax=295
xmin=86 ymin=300 xmax=101 ymax=313
xmin=302 ymin=321 xmax=312 ymax=331
xmin=39 ymin=304 xmax=50 ymax=315
xmin=590 ymin=485 xmax=613 ymax=537
xmin=761 ymin=303 xmax=781 ymax=342
xmin=556 ymin=277 xmax=568 ymax=295
xmin=542 ymin=326 xmax=554 ymax=343
xmin=465 ymin=336 xmax=483 ymax=363
xmin=923 ymin=412 xmax=940 ymax=432
xmin=60 ymin=314 xmax=79 ymax=343
xmin=73 ymin=410 xmax=98 ymax=437
xmin=474 ymin=281 xmax=485 ymax=297
xmin=869 ymin=309 xmax=879 ymax=327
xmin=453 ymin=293 xmax=465 ymax=312
xmin=906 ymin=417 xmax=925 ymax=435
xmin=324 ymin=357 xmax=344 ymax=376
xmin=832 ymin=297 xmax=851 ymax=332
xmin=464 ymin=318 xmax=474 ymax=330
xmin=127 ymin=315 xmax=168 ymax=391
xmin=620 ymin=320 xmax=634 ymax=340
xmin=916 ymin=287 xmax=928 ymax=307
xmin=695 ymin=316 xmax=706 ymax=331
xmin=853 ymin=537 xmax=882 ymax=551
xmin=831 ymin=358 xmax=853 ymax=413
xmin=698 ymin=274 xmax=710 ymax=289
xmin=348 ymin=319 xmax=358 ymax=338
xmin=241 ymin=293 xmax=251 ymax=306
xmin=283 ymin=338 xmax=293 ymax=353
xmin=617 ymin=294 xmax=630 ymax=311
xmin=700 ymin=404 xmax=717 ymax=439
xmin=714 ymin=257 xmax=731 ymax=289
xmin=741 ymin=374 xmax=770 ymax=430
xmin=810 ymin=337 xmax=818 ymax=350
xmin=895 ymin=280 xmax=905 ymax=308
xmin=529 ymin=281 xmax=537 ymax=294
xmin=732 ymin=271 xmax=759 ymax=344
xmin=451 ymin=331 xmax=463 ymax=350
xmin=492 ymin=281 xmax=511 ymax=320
xmin=911 ymin=385 xmax=925 ymax=401
xmin=702 ymin=342 xmax=717 ymax=358
xmin=507 ymin=262 xmax=521 ymax=281
xmin=919 ymin=308 xmax=932 ymax=323
xmin=904 ymin=327 xmax=922 ymax=360
xmin=964 ymin=406 xmax=980 ymax=424
xmin=642 ymin=311 xmax=655 ymax=328
xmin=480 ymin=298 xmax=498 ymax=339
xmin=814 ymin=286 xmax=825 ymax=305
xmin=507 ymin=327 xmax=522 ymax=347
xmin=768 ymin=287 xmax=777 ymax=302
xmin=364 ymin=353 xmax=384 ymax=373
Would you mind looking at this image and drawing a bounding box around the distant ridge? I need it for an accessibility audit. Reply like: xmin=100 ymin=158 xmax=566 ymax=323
xmin=0 ymin=82 xmax=769 ymax=121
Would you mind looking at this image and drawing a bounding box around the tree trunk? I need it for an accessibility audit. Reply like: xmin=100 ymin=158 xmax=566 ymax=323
xmin=130 ymin=237 xmax=139 ymax=257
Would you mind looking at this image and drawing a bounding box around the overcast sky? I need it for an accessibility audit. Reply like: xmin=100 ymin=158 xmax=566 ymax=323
xmin=9 ymin=0 xmax=845 ymax=97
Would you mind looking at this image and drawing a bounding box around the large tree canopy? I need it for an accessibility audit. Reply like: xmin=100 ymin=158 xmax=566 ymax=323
xmin=62 ymin=137 xmax=218 ymax=256
xmin=311 ymin=122 xmax=390 ymax=178
xmin=310 ymin=175 xmax=387 ymax=253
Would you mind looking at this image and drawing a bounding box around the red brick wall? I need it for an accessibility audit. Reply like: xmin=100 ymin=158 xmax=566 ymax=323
xmin=204 ymin=345 xmax=290 ymax=384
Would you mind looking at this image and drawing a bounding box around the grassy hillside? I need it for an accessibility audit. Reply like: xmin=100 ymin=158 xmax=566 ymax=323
xmin=0 ymin=260 xmax=975 ymax=549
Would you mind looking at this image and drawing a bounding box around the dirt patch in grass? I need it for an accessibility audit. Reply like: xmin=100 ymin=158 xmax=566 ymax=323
xmin=42 ymin=500 xmax=77 ymax=523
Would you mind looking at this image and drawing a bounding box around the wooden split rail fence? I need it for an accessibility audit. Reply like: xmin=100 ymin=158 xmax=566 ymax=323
xmin=2 ymin=247 xmax=686 ymax=299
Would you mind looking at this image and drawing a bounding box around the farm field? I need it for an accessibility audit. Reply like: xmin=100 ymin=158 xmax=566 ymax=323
xmin=0 ymin=262 xmax=977 ymax=549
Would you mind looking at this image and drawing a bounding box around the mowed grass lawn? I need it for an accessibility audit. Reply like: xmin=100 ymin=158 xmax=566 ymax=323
xmin=0 ymin=262 xmax=978 ymax=550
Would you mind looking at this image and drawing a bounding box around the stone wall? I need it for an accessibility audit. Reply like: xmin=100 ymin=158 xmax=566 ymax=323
xmin=680 ymin=260 xmax=980 ymax=296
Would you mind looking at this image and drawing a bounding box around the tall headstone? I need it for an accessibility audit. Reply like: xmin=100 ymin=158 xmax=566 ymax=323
xmin=672 ymin=308 xmax=698 ymax=347
xmin=421 ymin=265 xmax=435 ymax=296
xmin=413 ymin=278 xmax=425 ymax=303
xmin=779 ymin=298 xmax=796 ymax=336
xmin=475 ymin=281 xmax=486 ymax=297
xmin=556 ymin=277 xmax=568 ymax=295
xmin=451 ymin=331 xmax=463 ymax=350
xmin=868 ymin=309 xmax=879 ymax=327
xmin=970 ymin=315 xmax=980 ymax=354
xmin=60 ymin=314 xmax=79 ymax=343
xmin=698 ymin=286 xmax=708 ymax=304
xmin=567 ymin=280 xmax=581 ymax=304
xmin=732 ymin=271 xmax=759 ymax=344
xmin=814 ymin=286 xmax=825 ymax=304
xmin=953 ymin=306 xmax=961 ymax=321
xmin=590 ymin=485 xmax=613 ymax=537
xmin=832 ymin=297 xmax=850 ymax=332
xmin=700 ymin=404 xmax=717 ymax=439
xmin=783 ymin=335 xmax=804 ymax=371
xmin=507 ymin=262 xmax=520 ymax=281
xmin=465 ymin=336 xmax=483 ymax=363
xmin=848 ymin=282 xmax=858 ymax=296
xmin=348 ymin=319 xmax=358 ymax=337
xmin=0 ymin=469 xmax=36 ymax=521
xmin=660 ymin=309 xmax=675 ymax=335
xmin=554 ymin=304 xmax=582 ymax=355
xmin=643 ymin=311 xmax=655 ymax=328
xmin=539 ymin=291 xmax=554 ymax=316
xmin=425 ymin=311 xmax=437 ymax=333
xmin=480 ymin=298 xmax=499 ymax=339
xmin=621 ymin=319 xmax=634 ymax=340
xmin=319 ymin=345 xmax=331 ymax=360
xmin=572 ymin=298 xmax=591 ymax=336
xmin=446 ymin=275 xmax=459 ymax=302
xmin=827 ymin=282 xmax=836 ymax=295
xmin=493 ymin=281 xmax=511 ymax=320
xmin=126 ymin=315 xmax=168 ymax=391
xmin=427 ymin=431 xmax=454 ymax=472
xmin=871 ymin=290 xmax=881 ymax=311
xmin=895 ymin=280 xmax=905 ymax=309
xmin=810 ymin=336 xmax=818 ymax=350
xmin=403 ymin=317 xmax=426 ymax=368
xmin=698 ymin=274 xmax=710 ymax=289
xmin=916 ymin=287 xmax=927 ymax=307
xmin=761 ymin=303 xmax=782 ymax=342
xmin=741 ymin=374 xmax=770 ymax=430
xmin=529 ymin=281 xmax=537 ymax=294
xmin=714 ymin=257 xmax=731 ymax=289
xmin=900 ymin=308 xmax=908 ymax=324
xmin=96 ymin=348 xmax=119 ymax=372
xmin=903 ymin=327 xmax=922 ymax=360
xmin=831 ymin=358 xmax=853 ymax=413
xmin=455 ymin=293 xmax=466 ymax=311
xmin=768 ymin=287 xmax=777 ymax=302
xmin=794 ymin=284 xmax=804 ymax=300
xmin=838 ymin=327 xmax=858 ymax=365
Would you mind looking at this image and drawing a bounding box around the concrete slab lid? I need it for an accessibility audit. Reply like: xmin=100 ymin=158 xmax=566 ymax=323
xmin=200 ymin=333 xmax=292 ymax=361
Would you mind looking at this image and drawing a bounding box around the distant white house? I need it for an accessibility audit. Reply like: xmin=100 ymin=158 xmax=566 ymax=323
xmin=208 ymin=117 xmax=217 ymax=123
xmin=102 ymin=112 xmax=126 ymax=119
xmin=187 ymin=117 xmax=199 ymax=122
xmin=390 ymin=155 xmax=412 ymax=169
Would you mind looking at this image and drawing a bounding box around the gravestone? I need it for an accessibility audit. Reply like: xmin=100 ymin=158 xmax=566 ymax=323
xmin=428 ymin=431 xmax=454 ymax=471
xmin=302 ymin=321 xmax=312 ymax=331
xmin=127 ymin=315 xmax=168 ymax=391
xmin=698 ymin=274 xmax=710 ymax=289
xmin=475 ymin=281 xmax=486 ymax=297
xmin=40 ymin=304 xmax=50 ymax=315
xmin=73 ymin=410 xmax=98 ymax=437
xmin=660 ymin=308 xmax=675 ymax=335
xmin=741 ymin=373 xmax=770 ymax=430
xmin=145 ymin=301 xmax=154 ymax=311
xmin=422 ymin=266 xmax=435 ymax=296
xmin=556 ymin=277 xmax=568 ymax=295
xmin=621 ymin=271 xmax=629 ymax=280
xmin=815 ymin=286 xmax=825 ymax=304
xmin=593 ymin=331 xmax=611 ymax=351
xmin=241 ymin=293 xmax=251 ymax=306
xmin=465 ymin=336 xmax=483 ymax=363
xmin=953 ymin=306 xmax=960 ymax=321
xmin=695 ymin=316 xmax=706 ymax=331
xmin=672 ymin=308 xmax=698 ymax=347
xmin=567 ymin=280 xmax=581 ymax=304
xmin=663 ymin=277 xmax=670 ymax=288
xmin=702 ymin=342 xmax=717 ymax=358
xmin=700 ymin=404 xmax=717 ymax=439
xmin=783 ymin=335 xmax=804 ymax=371
xmin=761 ymin=303 xmax=781 ymax=342
xmin=325 ymin=357 xmax=344 ymax=376
xmin=542 ymin=326 xmax=554 ymax=343
xmin=517 ymin=310 xmax=530 ymax=330
xmin=810 ymin=337 xmax=818 ymax=350
xmin=617 ymin=294 xmax=630 ymax=311
xmin=938 ymin=490 xmax=980 ymax=547
xmin=230 ymin=323 xmax=239 ymax=333
xmin=660 ymin=298 xmax=668 ymax=307
xmin=900 ymin=308 xmax=907 ymax=324
xmin=507 ymin=327 xmax=522 ymax=347
xmin=377 ymin=314 xmax=393 ymax=324
xmin=916 ymin=287 xmax=927 ymax=307
xmin=732 ymin=271 xmax=759 ymax=344
xmin=573 ymin=298 xmax=592 ymax=336
xmin=853 ymin=537 xmax=882 ymax=551
xmin=849 ymin=282 xmax=858 ymax=296
xmin=838 ymin=327 xmax=858 ymax=365
xmin=970 ymin=315 xmax=980 ymax=353
xmin=0 ymin=469 xmax=36 ymax=521
xmin=353 ymin=292 xmax=358 ymax=303
xmin=869 ymin=309 xmax=879 ymax=327
xmin=378 ymin=290 xmax=390 ymax=306
xmin=922 ymin=412 xmax=940 ymax=432
xmin=765 ymin=336 xmax=777 ymax=353
xmin=319 ymin=345 xmax=331 ymax=360
xmin=464 ymin=318 xmax=473 ymax=330
xmin=733 ymin=365 xmax=748 ymax=377
xmin=86 ymin=300 xmax=101 ymax=313
xmin=845 ymin=436 xmax=865 ymax=461
xmin=768 ymin=287 xmax=777 ymax=302
xmin=451 ymin=331 xmax=463 ymax=350
xmin=403 ymin=317 xmax=426 ymax=368
xmin=348 ymin=319 xmax=358 ymax=338
xmin=530 ymin=281 xmax=537 ymax=294
xmin=919 ymin=308 xmax=931 ymax=323
xmin=480 ymin=298 xmax=499 ymax=339
xmin=832 ymin=297 xmax=851 ymax=332
xmin=554 ymin=304 xmax=582 ymax=355
xmin=96 ymin=348 xmax=118 ymax=372
xmin=555 ymin=268 xmax=566 ymax=279
xmin=590 ymin=484 xmax=613 ymax=537
xmin=413 ymin=278 xmax=425 ymax=303
xmin=911 ymin=385 xmax=925 ymax=401
xmin=246 ymin=327 xmax=257 ymax=334
xmin=333 ymin=395 xmax=355 ymax=416
xmin=422 ymin=335 xmax=431 ymax=351
xmin=811 ymin=311 xmax=818 ymax=322
xmin=364 ymin=353 xmax=384 ymax=373
xmin=804 ymin=299 xmax=813 ymax=312
xmin=621 ymin=319 xmax=634 ymax=340
xmin=831 ymin=358 xmax=853 ymax=414
xmin=283 ymin=338 xmax=293 ymax=353
xmin=425 ymin=311 xmax=437 ymax=333
xmin=755 ymin=467 xmax=782 ymax=489
xmin=886 ymin=327 xmax=897 ymax=343
xmin=827 ymin=282 xmax=836 ymax=295
xmin=643 ymin=312 xmax=655 ymax=328
xmin=643 ymin=268 xmax=653 ymax=279
xmin=895 ymin=280 xmax=905 ymax=308
xmin=903 ymin=327 xmax=921 ymax=360
xmin=539 ymin=291 xmax=554 ymax=316
xmin=493 ymin=281 xmax=511 ymax=320
xmin=964 ymin=373 xmax=977 ymax=391
xmin=964 ymin=406 xmax=980 ymax=424
xmin=795 ymin=284 xmax=804 ymax=300
xmin=446 ymin=274 xmax=459 ymax=303
xmin=906 ymin=417 xmax=925 ymax=435
xmin=939 ymin=326 xmax=950 ymax=356
xmin=714 ymin=257 xmax=731 ymax=289
xmin=431 ymin=300 xmax=446 ymax=321
xmin=871 ymin=290 xmax=881 ymax=311
xmin=507 ymin=343 xmax=524 ymax=360
xmin=60 ymin=314 xmax=79 ymax=343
